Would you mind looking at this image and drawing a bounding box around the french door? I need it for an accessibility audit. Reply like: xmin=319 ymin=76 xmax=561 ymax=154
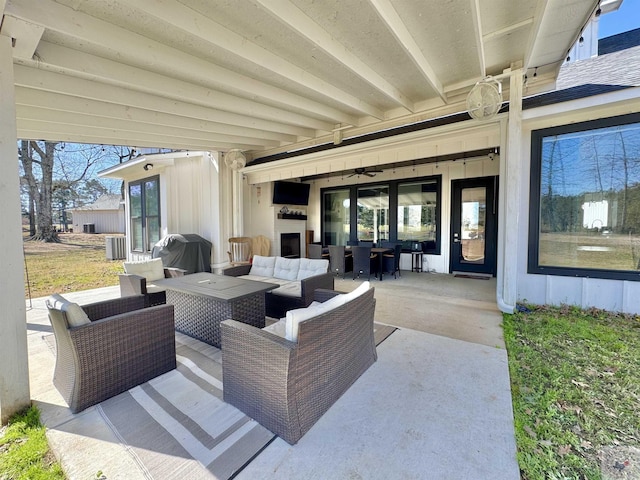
xmin=450 ymin=177 xmax=498 ymax=275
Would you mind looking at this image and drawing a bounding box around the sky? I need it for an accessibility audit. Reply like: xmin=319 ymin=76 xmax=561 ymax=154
xmin=599 ymin=0 xmax=640 ymax=38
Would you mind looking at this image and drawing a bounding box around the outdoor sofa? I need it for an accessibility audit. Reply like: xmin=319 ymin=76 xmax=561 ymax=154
xmin=223 ymin=255 xmax=334 ymax=318
xmin=221 ymin=282 xmax=377 ymax=444
xmin=46 ymin=294 xmax=176 ymax=413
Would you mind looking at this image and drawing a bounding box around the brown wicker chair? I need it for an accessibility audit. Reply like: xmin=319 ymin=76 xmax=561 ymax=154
xmin=221 ymin=287 xmax=376 ymax=445
xmin=46 ymin=294 xmax=176 ymax=413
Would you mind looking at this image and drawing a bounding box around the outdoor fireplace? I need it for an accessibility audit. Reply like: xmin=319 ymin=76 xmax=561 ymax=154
xmin=280 ymin=233 xmax=301 ymax=258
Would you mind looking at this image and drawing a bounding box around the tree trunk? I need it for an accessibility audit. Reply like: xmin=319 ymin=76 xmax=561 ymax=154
xmin=24 ymin=141 xmax=59 ymax=242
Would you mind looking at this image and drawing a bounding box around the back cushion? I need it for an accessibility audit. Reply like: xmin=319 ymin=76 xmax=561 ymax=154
xmin=46 ymin=293 xmax=91 ymax=328
xmin=296 ymin=258 xmax=329 ymax=280
xmin=123 ymin=258 xmax=165 ymax=282
xmin=284 ymin=282 xmax=370 ymax=342
xmin=273 ymin=257 xmax=300 ymax=281
xmin=249 ymin=255 xmax=276 ymax=277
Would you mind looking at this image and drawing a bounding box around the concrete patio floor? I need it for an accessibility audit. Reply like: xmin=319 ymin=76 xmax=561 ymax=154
xmin=25 ymin=271 xmax=520 ymax=479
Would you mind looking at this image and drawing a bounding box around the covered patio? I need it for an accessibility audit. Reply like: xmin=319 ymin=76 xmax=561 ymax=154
xmin=1 ymin=0 xmax=601 ymax=448
xmin=26 ymin=272 xmax=518 ymax=478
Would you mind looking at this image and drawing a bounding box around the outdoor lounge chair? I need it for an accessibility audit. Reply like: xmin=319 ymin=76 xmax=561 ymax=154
xmin=119 ymin=257 xmax=187 ymax=307
xmin=46 ymin=294 xmax=176 ymax=413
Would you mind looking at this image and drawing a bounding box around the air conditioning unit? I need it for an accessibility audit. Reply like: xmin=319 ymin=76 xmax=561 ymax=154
xmin=106 ymin=236 xmax=127 ymax=260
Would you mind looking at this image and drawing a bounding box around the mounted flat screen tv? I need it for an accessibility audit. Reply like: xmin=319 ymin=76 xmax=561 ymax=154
xmin=272 ymin=181 xmax=310 ymax=206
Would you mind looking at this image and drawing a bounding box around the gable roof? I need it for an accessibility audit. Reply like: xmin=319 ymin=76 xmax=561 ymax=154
xmin=70 ymin=194 xmax=123 ymax=211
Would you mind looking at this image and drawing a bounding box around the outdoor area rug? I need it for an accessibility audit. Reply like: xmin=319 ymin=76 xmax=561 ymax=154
xmin=96 ymin=333 xmax=274 ymax=480
xmin=373 ymin=322 xmax=397 ymax=346
xmin=42 ymin=323 xmax=396 ymax=479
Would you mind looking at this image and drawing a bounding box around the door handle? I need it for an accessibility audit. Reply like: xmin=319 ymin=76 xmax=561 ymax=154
xmin=453 ymin=233 xmax=460 ymax=243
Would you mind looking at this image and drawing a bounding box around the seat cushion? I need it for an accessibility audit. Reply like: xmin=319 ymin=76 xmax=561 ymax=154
xmin=296 ymin=258 xmax=329 ymax=280
xmin=270 ymin=282 xmax=302 ymax=298
xmin=123 ymin=258 xmax=165 ymax=282
xmin=274 ymin=257 xmax=300 ymax=281
xmin=249 ymin=255 xmax=276 ymax=277
xmin=262 ymin=318 xmax=286 ymax=338
xmin=46 ymin=293 xmax=91 ymax=328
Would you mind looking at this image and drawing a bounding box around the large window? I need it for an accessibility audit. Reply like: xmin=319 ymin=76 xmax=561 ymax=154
xmin=322 ymin=176 xmax=441 ymax=253
xmin=357 ymin=185 xmax=389 ymax=243
xmin=129 ymin=176 xmax=161 ymax=253
xmin=397 ymin=180 xmax=438 ymax=250
xmin=529 ymin=113 xmax=640 ymax=280
xmin=322 ymin=189 xmax=350 ymax=246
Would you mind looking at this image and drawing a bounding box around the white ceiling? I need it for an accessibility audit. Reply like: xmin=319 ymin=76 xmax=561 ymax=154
xmin=2 ymin=0 xmax=598 ymax=162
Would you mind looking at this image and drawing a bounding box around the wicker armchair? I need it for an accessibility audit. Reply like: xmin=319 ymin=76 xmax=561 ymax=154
xmin=221 ymin=287 xmax=376 ymax=444
xmin=119 ymin=258 xmax=187 ymax=307
xmin=46 ymin=294 xmax=176 ymax=413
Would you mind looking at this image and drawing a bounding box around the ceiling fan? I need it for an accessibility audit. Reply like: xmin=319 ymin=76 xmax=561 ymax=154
xmin=347 ymin=167 xmax=383 ymax=178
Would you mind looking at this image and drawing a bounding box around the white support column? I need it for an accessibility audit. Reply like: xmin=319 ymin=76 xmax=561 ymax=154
xmin=496 ymin=67 xmax=523 ymax=314
xmin=0 ymin=34 xmax=31 ymax=424
xmin=231 ymin=170 xmax=244 ymax=236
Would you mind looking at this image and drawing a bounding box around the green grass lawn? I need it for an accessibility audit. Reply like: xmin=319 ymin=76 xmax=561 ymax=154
xmin=23 ymin=233 xmax=122 ymax=299
xmin=0 ymin=406 xmax=64 ymax=480
xmin=504 ymin=305 xmax=640 ymax=479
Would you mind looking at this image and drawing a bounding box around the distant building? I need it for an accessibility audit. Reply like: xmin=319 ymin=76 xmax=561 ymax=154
xmin=68 ymin=194 xmax=125 ymax=234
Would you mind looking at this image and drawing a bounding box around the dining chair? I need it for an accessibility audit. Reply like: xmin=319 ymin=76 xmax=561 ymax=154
xmin=328 ymin=245 xmax=352 ymax=278
xmin=351 ymin=245 xmax=377 ymax=280
xmin=308 ymin=243 xmax=329 ymax=259
xmin=382 ymin=243 xmax=402 ymax=279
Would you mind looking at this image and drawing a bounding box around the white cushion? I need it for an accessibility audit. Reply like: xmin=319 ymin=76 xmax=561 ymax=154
xmin=283 ymin=282 xmax=371 ymax=342
xmin=285 ymin=303 xmax=329 ymax=342
xmin=249 ymin=255 xmax=276 ymax=277
xmin=296 ymin=258 xmax=329 ymax=280
xmin=273 ymin=257 xmax=300 ymax=281
xmin=271 ymin=282 xmax=302 ymax=298
xmin=341 ymin=281 xmax=371 ymax=303
xmin=263 ymin=318 xmax=286 ymax=338
xmin=146 ymin=283 xmax=166 ymax=294
xmin=46 ymin=293 xmax=91 ymax=328
xmin=123 ymin=258 xmax=165 ymax=282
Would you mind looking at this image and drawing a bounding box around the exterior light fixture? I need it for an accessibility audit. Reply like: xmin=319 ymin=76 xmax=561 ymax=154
xmin=143 ymin=163 xmax=154 ymax=171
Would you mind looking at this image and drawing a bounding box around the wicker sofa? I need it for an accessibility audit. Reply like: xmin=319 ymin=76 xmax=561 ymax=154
xmin=221 ymin=282 xmax=376 ymax=444
xmin=46 ymin=294 xmax=176 ymax=413
xmin=223 ymin=255 xmax=334 ymax=318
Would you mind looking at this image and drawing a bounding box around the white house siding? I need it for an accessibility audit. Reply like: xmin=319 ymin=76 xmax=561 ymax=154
xmin=71 ymin=209 xmax=124 ymax=233
xmin=517 ymin=89 xmax=640 ymax=314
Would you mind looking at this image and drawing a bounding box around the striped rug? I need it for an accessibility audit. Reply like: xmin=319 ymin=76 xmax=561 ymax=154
xmin=44 ymin=324 xmax=396 ymax=479
xmin=96 ymin=333 xmax=275 ymax=480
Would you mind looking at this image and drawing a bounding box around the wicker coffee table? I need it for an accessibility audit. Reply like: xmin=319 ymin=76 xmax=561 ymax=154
xmin=155 ymin=272 xmax=277 ymax=347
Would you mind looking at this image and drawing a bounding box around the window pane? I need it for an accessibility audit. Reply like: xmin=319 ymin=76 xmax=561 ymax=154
xmin=129 ymin=184 xmax=143 ymax=251
xmin=144 ymin=178 xmax=160 ymax=251
xmin=323 ymin=189 xmax=350 ymax=245
xmin=397 ymin=180 xmax=437 ymax=251
xmin=538 ymin=121 xmax=640 ymax=271
xmin=357 ymin=185 xmax=389 ymax=243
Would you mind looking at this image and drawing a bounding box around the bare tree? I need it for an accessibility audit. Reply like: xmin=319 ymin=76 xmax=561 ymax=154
xmin=19 ymin=141 xmax=59 ymax=242
xmin=19 ymin=141 xmax=121 ymax=242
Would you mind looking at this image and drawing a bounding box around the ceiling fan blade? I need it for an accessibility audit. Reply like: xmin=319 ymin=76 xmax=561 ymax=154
xmin=364 ymin=172 xmax=376 ymax=177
